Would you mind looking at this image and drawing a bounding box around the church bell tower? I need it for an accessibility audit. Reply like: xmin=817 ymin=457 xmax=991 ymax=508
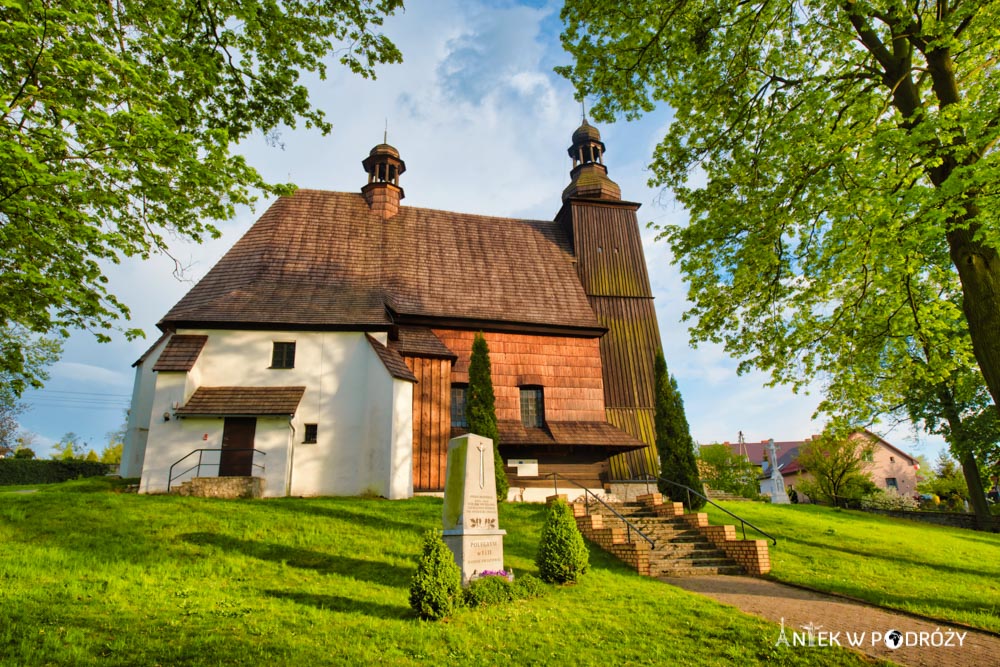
xmin=558 ymin=120 xmax=663 ymax=479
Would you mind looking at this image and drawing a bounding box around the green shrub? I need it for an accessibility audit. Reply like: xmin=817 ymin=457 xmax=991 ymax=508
xmin=859 ymin=488 xmax=919 ymax=511
xmin=463 ymin=575 xmax=514 ymax=607
xmin=408 ymin=530 xmax=462 ymax=620
xmin=0 ymin=460 xmax=111 ymax=486
xmin=512 ymin=572 xmax=544 ymax=599
xmin=536 ymin=499 xmax=589 ymax=584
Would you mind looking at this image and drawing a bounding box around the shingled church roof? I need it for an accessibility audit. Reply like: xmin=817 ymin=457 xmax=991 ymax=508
xmin=160 ymin=190 xmax=600 ymax=333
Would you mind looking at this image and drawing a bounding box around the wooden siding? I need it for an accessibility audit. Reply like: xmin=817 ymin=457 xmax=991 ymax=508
xmin=503 ymin=456 xmax=609 ymax=491
xmin=404 ymin=356 xmax=451 ymax=492
xmin=566 ymin=201 xmax=653 ymax=298
xmin=434 ymin=330 xmax=606 ymax=423
xmin=606 ymin=408 xmax=658 ymax=479
xmin=560 ymin=201 xmax=663 ymax=479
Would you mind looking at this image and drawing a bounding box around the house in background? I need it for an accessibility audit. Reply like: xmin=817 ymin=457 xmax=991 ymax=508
xmin=725 ymin=430 xmax=920 ymax=500
xmin=122 ymin=121 xmax=664 ymax=500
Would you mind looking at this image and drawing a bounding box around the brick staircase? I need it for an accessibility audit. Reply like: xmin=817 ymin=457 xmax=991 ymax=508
xmin=566 ymin=493 xmax=770 ymax=577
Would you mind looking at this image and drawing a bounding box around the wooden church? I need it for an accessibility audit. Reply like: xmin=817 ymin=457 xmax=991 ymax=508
xmin=122 ymin=121 xmax=664 ymax=500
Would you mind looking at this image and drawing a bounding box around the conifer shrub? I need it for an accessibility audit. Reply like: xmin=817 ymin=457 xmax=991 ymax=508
xmin=512 ymin=572 xmax=544 ymax=598
xmin=408 ymin=530 xmax=462 ymax=620
xmin=463 ymin=575 xmax=515 ymax=607
xmin=535 ymin=498 xmax=589 ymax=583
xmin=466 ymin=332 xmax=509 ymax=502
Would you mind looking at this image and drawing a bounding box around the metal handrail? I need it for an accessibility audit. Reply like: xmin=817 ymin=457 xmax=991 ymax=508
xmin=167 ymin=448 xmax=266 ymax=492
xmin=545 ymin=472 xmax=655 ymax=548
xmin=625 ymin=474 xmax=777 ymax=546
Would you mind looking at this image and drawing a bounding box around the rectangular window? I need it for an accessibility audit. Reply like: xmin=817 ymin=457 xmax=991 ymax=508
xmin=520 ymin=387 xmax=544 ymax=428
xmin=885 ymin=477 xmax=898 ymax=489
xmin=863 ymin=451 xmax=874 ymax=463
xmin=451 ymin=385 xmax=468 ymax=428
xmin=303 ymin=423 xmax=318 ymax=444
xmin=271 ymin=341 xmax=296 ymax=369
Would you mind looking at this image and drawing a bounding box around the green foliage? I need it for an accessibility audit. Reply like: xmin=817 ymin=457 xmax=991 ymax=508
xmin=859 ymin=489 xmax=919 ymax=511
xmin=512 ymin=572 xmax=544 ymax=599
xmin=0 ymin=0 xmax=402 ymax=380
xmin=0 ymin=460 xmax=111 ymax=486
xmin=795 ymin=432 xmax=876 ymax=507
xmin=558 ymin=0 xmax=1000 ymax=511
xmin=918 ymin=452 xmax=970 ymax=504
xmin=652 ymin=351 xmax=704 ymax=509
xmin=85 ymin=450 xmax=99 ymax=463
xmin=51 ymin=432 xmax=86 ymax=461
xmin=698 ymin=444 xmax=760 ymax=499
xmin=536 ymin=499 xmax=589 ymax=584
xmin=408 ymin=530 xmax=462 ymax=620
xmin=465 ymin=333 xmax=508 ymax=502
xmin=100 ymin=442 xmax=124 ymax=465
xmin=463 ymin=575 xmax=514 ymax=608
xmin=12 ymin=447 xmax=35 ymax=460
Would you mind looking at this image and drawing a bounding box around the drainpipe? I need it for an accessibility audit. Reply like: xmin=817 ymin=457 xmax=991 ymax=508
xmin=285 ymin=418 xmax=296 ymax=497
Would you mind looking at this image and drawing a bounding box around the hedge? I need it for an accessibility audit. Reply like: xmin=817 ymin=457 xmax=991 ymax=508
xmin=0 ymin=460 xmax=112 ymax=486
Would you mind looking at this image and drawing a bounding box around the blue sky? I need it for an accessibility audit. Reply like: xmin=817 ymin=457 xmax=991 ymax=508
xmin=17 ymin=0 xmax=946 ymax=460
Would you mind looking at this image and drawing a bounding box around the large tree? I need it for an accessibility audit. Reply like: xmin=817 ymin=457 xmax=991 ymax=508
xmin=0 ymin=0 xmax=402 ymax=394
xmin=558 ymin=0 xmax=1000 ymax=505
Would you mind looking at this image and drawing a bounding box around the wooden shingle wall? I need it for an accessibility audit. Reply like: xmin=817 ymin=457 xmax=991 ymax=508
xmin=434 ymin=330 xmax=606 ymax=423
xmin=560 ymin=200 xmax=663 ymax=479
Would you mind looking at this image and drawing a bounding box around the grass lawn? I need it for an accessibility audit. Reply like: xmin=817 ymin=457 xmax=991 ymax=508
xmin=0 ymin=480 xmax=877 ymax=666
xmin=706 ymin=501 xmax=1000 ymax=632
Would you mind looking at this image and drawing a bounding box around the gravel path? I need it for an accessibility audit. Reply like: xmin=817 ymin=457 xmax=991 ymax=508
xmin=663 ymin=575 xmax=1000 ymax=667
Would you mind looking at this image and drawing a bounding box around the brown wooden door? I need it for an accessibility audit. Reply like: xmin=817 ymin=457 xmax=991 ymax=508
xmin=220 ymin=417 xmax=256 ymax=476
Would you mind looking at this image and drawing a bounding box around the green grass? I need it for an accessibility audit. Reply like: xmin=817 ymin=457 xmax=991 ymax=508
xmin=0 ymin=479 xmax=876 ymax=666
xmin=706 ymin=501 xmax=1000 ymax=632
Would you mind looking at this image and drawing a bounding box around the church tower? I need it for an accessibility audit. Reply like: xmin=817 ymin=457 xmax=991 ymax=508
xmin=361 ymin=142 xmax=406 ymax=219
xmin=557 ymin=120 xmax=662 ymax=479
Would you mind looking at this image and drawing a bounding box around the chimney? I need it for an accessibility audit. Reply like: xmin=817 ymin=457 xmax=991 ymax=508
xmin=361 ymin=143 xmax=406 ymax=219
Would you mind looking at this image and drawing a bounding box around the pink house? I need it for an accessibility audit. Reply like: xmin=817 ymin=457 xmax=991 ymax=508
xmin=725 ymin=430 xmax=920 ymax=499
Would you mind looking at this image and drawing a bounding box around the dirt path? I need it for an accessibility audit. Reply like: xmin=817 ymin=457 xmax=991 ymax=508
xmin=663 ymin=576 xmax=1000 ymax=667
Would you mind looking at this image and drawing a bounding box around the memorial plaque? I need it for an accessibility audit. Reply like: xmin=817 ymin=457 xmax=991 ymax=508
xmin=441 ymin=433 xmax=506 ymax=584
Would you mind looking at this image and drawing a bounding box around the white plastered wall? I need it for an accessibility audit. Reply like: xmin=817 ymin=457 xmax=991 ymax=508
xmin=121 ymin=335 xmax=170 ymax=479
xmin=136 ymin=329 xmax=413 ymax=498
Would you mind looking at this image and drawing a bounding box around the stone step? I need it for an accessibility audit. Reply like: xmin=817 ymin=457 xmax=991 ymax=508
xmin=654 ymin=564 xmax=745 ymax=577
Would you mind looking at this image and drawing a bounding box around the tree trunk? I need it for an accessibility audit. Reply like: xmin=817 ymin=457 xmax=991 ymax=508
xmin=947 ymin=228 xmax=1000 ymax=419
xmin=960 ymin=450 xmax=993 ymax=532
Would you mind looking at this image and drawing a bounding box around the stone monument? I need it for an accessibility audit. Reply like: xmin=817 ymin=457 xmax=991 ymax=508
xmin=765 ymin=438 xmax=790 ymax=504
xmin=441 ymin=433 xmax=506 ymax=585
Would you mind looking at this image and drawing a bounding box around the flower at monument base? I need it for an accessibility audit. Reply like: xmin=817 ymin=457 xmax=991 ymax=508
xmin=472 ymin=568 xmax=514 ymax=582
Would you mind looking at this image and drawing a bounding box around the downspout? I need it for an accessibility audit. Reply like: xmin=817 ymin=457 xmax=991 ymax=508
xmin=285 ymin=418 xmax=295 ymax=497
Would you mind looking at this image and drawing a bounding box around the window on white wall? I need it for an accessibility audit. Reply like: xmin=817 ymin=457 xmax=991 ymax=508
xmin=271 ymin=341 xmax=296 ymax=369
xmin=304 ymin=424 xmax=318 ymax=444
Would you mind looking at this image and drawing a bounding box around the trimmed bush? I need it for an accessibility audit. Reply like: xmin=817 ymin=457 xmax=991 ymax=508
xmin=860 ymin=489 xmax=919 ymax=511
xmin=0 ymin=460 xmax=111 ymax=486
xmin=466 ymin=332 xmax=509 ymax=502
xmin=536 ymin=499 xmax=589 ymax=584
xmin=464 ymin=575 xmax=514 ymax=607
xmin=408 ymin=530 xmax=462 ymax=620
xmin=512 ymin=572 xmax=544 ymax=599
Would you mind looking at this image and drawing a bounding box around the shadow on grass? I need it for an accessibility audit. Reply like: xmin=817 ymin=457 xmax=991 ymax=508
xmin=181 ymin=532 xmax=412 ymax=587
xmin=788 ymin=536 xmax=1000 ymax=578
xmin=264 ymin=589 xmax=411 ymax=618
xmin=266 ymin=502 xmax=426 ymax=536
